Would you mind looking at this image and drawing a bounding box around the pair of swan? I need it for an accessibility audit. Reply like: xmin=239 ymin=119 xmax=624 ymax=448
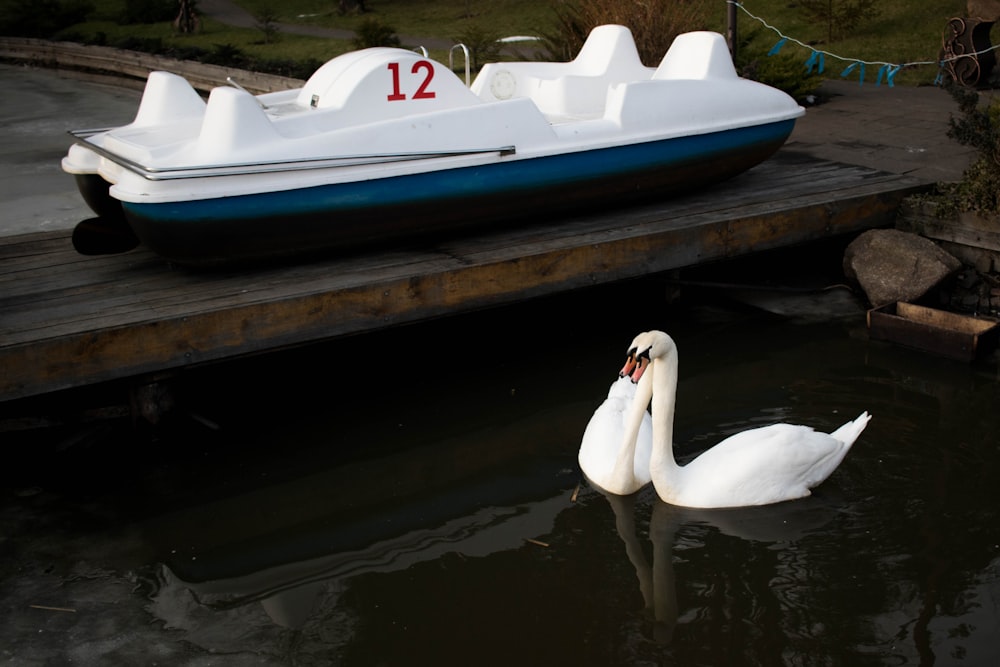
xmin=579 ymin=330 xmax=870 ymax=507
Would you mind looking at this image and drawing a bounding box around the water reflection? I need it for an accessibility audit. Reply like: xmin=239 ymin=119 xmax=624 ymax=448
xmin=147 ymin=473 xmax=851 ymax=662
xmin=593 ymin=488 xmax=842 ymax=651
xmin=5 ymin=280 xmax=1000 ymax=664
xmin=131 ymin=305 xmax=1000 ymax=665
xmin=152 ymin=490 xmax=575 ymax=631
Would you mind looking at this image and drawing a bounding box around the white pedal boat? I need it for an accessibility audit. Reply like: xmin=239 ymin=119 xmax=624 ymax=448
xmin=62 ymin=25 xmax=804 ymax=265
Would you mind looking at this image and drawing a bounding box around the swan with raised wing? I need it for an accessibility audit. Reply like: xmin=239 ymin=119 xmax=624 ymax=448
xmin=579 ymin=376 xmax=654 ymax=495
xmin=618 ymin=330 xmax=870 ymax=508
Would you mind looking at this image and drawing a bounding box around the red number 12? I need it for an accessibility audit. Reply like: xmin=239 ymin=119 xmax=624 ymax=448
xmin=387 ymin=61 xmax=437 ymax=101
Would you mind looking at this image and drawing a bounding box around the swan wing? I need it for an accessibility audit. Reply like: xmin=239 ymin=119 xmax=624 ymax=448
xmin=675 ymin=422 xmax=853 ymax=508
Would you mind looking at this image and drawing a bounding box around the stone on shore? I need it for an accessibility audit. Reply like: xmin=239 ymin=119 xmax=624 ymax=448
xmin=843 ymin=229 xmax=962 ymax=307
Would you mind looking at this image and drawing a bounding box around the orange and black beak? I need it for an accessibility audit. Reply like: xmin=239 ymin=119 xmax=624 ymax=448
xmin=619 ymin=347 xmax=649 ymax=383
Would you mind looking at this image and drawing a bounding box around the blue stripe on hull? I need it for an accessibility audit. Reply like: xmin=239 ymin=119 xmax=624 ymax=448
xmin=124 ymin=121 xmax=795 ymax=224
xmin=119 ymin=119 xmax=797 ymax=264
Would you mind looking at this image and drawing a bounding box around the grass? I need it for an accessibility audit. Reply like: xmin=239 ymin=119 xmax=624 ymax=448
xmin=22 ymin=0 xmax=982 ymax=85
xmin=236 ymin=0 xmax=556 ymax=42
xmin=48 ymin=0 xmax=564 ymax=65
xmin=49 ymin=0 xmax=356 ymax=65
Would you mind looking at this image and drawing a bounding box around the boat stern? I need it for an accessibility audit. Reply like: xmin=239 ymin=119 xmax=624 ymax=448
xmin=61 ymin=141 xmax=122 ymax=219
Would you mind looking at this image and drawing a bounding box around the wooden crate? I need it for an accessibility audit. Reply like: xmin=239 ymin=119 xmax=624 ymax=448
xmin=867 ymin=301 xmax=1000 ymax=361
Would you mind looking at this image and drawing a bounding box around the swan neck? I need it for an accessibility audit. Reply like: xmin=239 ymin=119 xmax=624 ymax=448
xmin=609 ymin=378 xmax=652 ymax=491
xmin=649 ymin=352 xmax=680 ymax=482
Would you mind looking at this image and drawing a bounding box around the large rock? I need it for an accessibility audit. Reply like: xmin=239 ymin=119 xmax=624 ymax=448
xmin=843 ymin=229 xmax=963 ymax=307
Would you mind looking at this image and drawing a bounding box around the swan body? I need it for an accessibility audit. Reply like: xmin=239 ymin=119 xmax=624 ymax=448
xmin=579 ymin=376 xmax=653 ymax=495
xmin=621 ymin=330 xmax=870 ymax=508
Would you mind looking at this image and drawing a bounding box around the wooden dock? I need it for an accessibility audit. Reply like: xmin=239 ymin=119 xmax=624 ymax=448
xmin=0 ymin=150 xmax=927 ymax=403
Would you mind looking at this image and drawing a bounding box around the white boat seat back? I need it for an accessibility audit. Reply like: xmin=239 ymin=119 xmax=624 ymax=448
xmin=472 ymin=24 xmax=653 ymax=120
xmin=653 ymin=31 xmax=739 ymax=80
xmin=569 ymin=24 xmax=650 ymax=78
xmin=132 ymin=71 xmax=206 ymax=127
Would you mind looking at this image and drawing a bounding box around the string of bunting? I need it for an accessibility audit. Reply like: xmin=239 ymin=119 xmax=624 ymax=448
xmin=728 ymin=0 xmax=1000 ymax=86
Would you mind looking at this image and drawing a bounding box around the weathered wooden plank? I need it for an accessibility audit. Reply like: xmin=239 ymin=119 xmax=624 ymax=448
xmin=897 ymin=200 xmax=1000 ymax=252
xmin=0 ymin=152 xmax=928 ymax=401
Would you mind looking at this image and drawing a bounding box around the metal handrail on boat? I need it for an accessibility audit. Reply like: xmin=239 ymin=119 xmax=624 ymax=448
xmin=226 ymin=77 xmax=268 ymax=109
xmin=450 ymin=43 xmax=470 ymax=86
xmin=67 ymin=129 xmax=515 ymax=181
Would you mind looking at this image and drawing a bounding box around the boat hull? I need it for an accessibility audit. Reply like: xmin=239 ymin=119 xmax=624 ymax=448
xmin=118 ymin=120 xmax=794 ymax=266
xmin=75 ymin=173 xmax=124 ymax=220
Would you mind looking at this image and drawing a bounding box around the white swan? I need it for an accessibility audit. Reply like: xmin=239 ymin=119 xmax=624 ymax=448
xmin=620 ymin=330 xmax=870 ymax=508
xmin=578 ymin=376 xmax=653 ymax=495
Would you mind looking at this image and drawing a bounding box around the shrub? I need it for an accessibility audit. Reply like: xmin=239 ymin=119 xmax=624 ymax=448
xmin=338 ymin=0 xmax=368 ymax=15
xmin=253 ymin=56 xmax=323 ymax=80
xmin=119 ymin=0 xmax=176 ymax=25
xmin=351 ymin=17 xmax=401 ymax=49
xmin=798 ymin=0 xmax=881 ymax=43
xmin=1 ymin=0 xmax=94 ymax=38
xmin=254 ymin=6 xmax=281 ymax=45
xmin=111 ymin=35 xmax=165 ymax=54
xmin=735 ymin=27 xmax=824 ymax=104
xmin=541 ymin=0 xmax=712 ymax=65
xmin=452 ymin=24 xmax=502 ymax=71
xmin=935 ymin=82 xmax=1000 ymax=214
xmin=166 ymin=44 xmax=209 ymax=62
xmin=201 ymin=43 xmax=246 ymax=66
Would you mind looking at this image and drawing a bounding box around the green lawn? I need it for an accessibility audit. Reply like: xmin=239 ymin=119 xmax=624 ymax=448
xmin=35 ymin=0 xmax=980 ymax=84
xmin=234 ymin=0 xmax=557 ymax=42
xmin=49 ymin=0 xmax=564 ymax=65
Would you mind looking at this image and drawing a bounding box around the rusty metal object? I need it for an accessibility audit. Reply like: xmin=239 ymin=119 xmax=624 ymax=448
xmin=939 ymin=16 xmax=996 ymax=87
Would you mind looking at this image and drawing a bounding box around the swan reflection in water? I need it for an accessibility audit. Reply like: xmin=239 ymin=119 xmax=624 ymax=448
xmin=149 ymin=488 xmax=576 ymax=635
xmin=147 ymin=466 xmax=838 ymax=658
xmin=595 ymin=487 xmax=840 ymax=646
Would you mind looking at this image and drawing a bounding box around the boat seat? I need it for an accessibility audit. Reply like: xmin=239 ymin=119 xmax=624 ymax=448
xmin=471 ymin=25 xmax=653 ymax=120
xmin=652 ymin=31 xmax=739 ymax=81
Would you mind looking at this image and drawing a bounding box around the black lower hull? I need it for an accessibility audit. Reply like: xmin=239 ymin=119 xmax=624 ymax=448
xmin=71 ymin=119 xmax=797 ymax=266
xmin=121 ymin=138 xmax=788 ymax=267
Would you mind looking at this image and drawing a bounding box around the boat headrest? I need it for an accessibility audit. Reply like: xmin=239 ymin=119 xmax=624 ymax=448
xmin=197 ymin=86 xmax=280 ymax=159
xmin=572 ymin=24 xmax=647 ymax=75
xmin=653 ymin=31 xmax=739 ymax=80
xmin=134 ymin=71 xmax=206 ymax=127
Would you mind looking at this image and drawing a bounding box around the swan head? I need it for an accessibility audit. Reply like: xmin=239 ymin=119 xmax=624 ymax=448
xmin=620 ymin=330 xmax=676 ymax=383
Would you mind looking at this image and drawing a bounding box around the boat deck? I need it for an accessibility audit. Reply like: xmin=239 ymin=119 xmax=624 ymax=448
xmin=0 ymin=150 xmax=927 ymax=403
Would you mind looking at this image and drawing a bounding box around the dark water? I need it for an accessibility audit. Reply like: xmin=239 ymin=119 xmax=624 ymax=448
xmin=3 ymin=274 xmax=1000 ymax=666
